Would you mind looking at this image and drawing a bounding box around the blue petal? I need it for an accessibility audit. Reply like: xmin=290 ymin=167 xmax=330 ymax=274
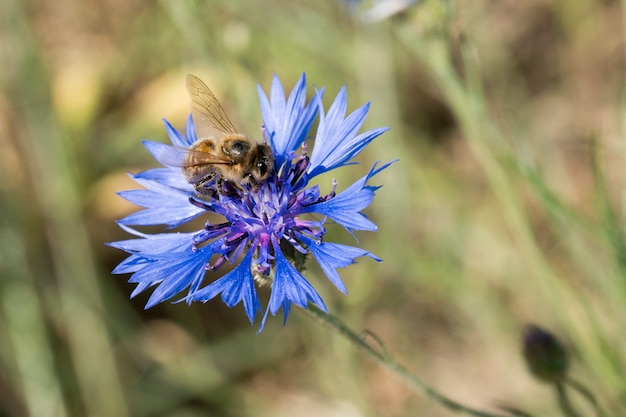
xmin=111 ymin=254 xmax=153 ymax=274
xmin=118 ymin=207 xmax=203 ymax=228
xmin=188 ymin=250 xmax=262 ymax=324
xmin=145 ymin=262 xmax=206 ymax=308
xmin=130 ymin=282 xmax=153 ymax=298
xmin=163 ymin=117 xmax=195 ymax=147
xmin=300 ymin=236 xmax=381 ymax=294
xmin=300 ymin=161 xmax=394 ymax=232
xmin=118 ymin=189 xmax=185 ymax=208
xmin=127 ymin=172 xmax=189 ymax=196
xmin=260 ymin=241 xmax=327 ymax=331
xmin=257 ymin=73 xmax=320 ymax=166
xmin=185 ymin=114 xmax=198 ymax=145
xmin=117 ymin=175 xmax=203 ymax=227
xmin=307 ymin=88 xmax=389 ymax=178
xmin=134 ymin=167 xmax=191 ymax=190
xmin=142 ymin=141 xmax=189 ymax=171
xmin=108 ymin=227 xmax=197 ymax=255
xmin=122 ymin=245 xmax=213 ymax=308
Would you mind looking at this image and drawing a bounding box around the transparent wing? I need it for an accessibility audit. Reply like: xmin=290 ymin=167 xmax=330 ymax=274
xmin=186 ymin=74 xmax=238 ymax=135
xmin=154 ymin=145 xmax=232 ymax=168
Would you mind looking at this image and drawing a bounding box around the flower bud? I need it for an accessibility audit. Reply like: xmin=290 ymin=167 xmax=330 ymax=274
xmin=522 ymin=324 xmax=569 ymax=383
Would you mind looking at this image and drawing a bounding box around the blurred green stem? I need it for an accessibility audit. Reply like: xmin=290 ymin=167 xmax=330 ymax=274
xmin=393 ymin=24 xmax=623 ymax=389
xmin=564 ymin=378 xmax=607 ymax=417
xmin=304 ymin=304 xmax=513 ymax=417
xmin=556 ymin=382 xmax=583 ymax=417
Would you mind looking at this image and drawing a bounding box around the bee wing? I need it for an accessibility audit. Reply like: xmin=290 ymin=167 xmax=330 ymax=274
xmin=186 ymin=74 xmax=239 ymax=135
xmin=154 ymin=145 xmax=232 ymax=168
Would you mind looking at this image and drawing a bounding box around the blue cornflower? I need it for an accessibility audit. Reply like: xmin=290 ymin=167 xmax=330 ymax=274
xmin=109 ymin=74 xmax=391 ymax=331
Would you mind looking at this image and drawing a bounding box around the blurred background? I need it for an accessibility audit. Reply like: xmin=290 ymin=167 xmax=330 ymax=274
xmin=1 ymin=0 xmax=625 ymax=415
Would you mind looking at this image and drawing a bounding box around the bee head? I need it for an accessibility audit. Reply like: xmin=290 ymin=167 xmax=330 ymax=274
xmin=252 ymin=144 xmax=275 ymax=182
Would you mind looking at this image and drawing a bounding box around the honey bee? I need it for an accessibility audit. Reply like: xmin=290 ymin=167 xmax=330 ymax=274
xmin=166 ymin=74 xmax=274 ymax=198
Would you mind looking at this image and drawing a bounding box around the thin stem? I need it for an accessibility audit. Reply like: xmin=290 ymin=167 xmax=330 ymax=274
xmin=556 ymin=382 xmax=583 ymax=417
xmin=565 ymin=378 xmax=607 ymax=417
xmin=303 ymin=304 xmax=514 ymax=417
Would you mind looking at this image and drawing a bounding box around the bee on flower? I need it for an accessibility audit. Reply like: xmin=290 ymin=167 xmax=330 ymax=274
xmin=109 ymin=73 xmax=392 ymax=331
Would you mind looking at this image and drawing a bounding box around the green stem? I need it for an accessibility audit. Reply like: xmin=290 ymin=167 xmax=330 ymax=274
xmin=556 ymin=382 xmax=583 ymax=417
xmin=304 ymin=304 xmax=514 ymax=417
xmin=565 ymin=378 xmax=607 ymax=417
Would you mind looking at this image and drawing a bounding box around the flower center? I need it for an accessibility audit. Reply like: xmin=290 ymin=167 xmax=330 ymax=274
xmin=187 ymin=148 xmax=337 ymax=277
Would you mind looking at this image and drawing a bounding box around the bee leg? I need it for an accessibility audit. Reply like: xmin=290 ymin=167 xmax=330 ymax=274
xmin=246 ymin=174 xmax=260 ymax=192
xmin=193 ymin=173 xmax=219 ymax=199
xmin=194 ymin=185 xmax=218 ymax=200
xmin=217 ymin=177 xmax=241 ymax=197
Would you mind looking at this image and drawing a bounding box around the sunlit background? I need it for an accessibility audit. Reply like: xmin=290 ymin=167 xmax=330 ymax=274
xmin=1 ymin=0 xmax=625 ymax=416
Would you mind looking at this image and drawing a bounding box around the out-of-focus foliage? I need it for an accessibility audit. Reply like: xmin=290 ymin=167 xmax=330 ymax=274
xmin=1 ymin=0 xmax=625 ymax=416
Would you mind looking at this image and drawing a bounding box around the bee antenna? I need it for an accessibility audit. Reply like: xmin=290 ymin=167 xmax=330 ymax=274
xmin=261 ymin=124 xmax=270 ymax=144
